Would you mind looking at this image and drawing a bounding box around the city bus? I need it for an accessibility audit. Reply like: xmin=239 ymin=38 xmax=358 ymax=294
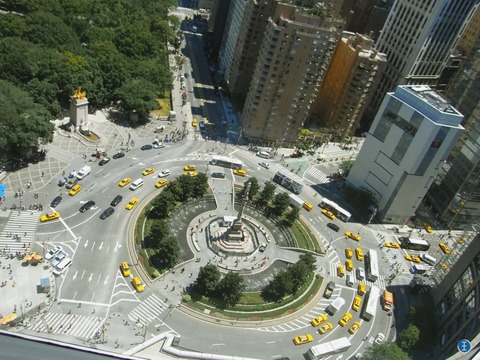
xmin=272 ymin=171 xmax=304 ymax=194
xmin=400 ymin=237 xmax=431 ymax=251
xmin=209 ymin=155 xmax=244 ymax=170
xmin=365 ymin=249 xmax=379 ymax=282
xmin=319 ymin=197 xmax=351 ymax=222
xmin=306 ymin=337 xmax=351 ymax=359
xmin=361 ymin=285 xmax=380 ymax=321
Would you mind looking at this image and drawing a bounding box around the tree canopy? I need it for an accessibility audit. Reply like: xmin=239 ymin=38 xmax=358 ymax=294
xmin=0 ymin=0 xmax=177 ymax=159
xmin=363 ymin=343 xmax=411 ymax=360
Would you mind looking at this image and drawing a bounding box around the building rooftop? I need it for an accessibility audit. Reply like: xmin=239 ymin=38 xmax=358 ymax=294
xmin=404 ymin=85 xmax=462 ymax=116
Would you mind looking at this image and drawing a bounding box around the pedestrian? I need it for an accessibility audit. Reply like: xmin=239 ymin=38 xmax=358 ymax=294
xmin=41 ymin=171 xmax=44 ymax=177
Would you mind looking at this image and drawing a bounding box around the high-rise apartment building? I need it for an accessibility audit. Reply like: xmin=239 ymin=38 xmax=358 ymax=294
xmin=312 ymin=31 xmax=386 ymax=138
xmin=208 ymin=0 xmax=232 ymax=61
xmin=429 ymin=229 xmax=480 ymax=358
xmin=347 ymin=85 xmax=464 ymax=224
xmin=362 ymin=0 xmax=479 ymax=132
xmin=341 ymin=0 xmax=394 ymax=41
xmin=219 ymin=0 xmax=343 ymax=105
xmin=425 ymin=49 xmax=480 ymax=230
xmin=241 ymin=4 xmax=343 ymax=144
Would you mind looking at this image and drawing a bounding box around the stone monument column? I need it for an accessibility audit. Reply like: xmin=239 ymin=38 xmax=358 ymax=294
xmin=70 ymin=87 xmax=89 ymax=132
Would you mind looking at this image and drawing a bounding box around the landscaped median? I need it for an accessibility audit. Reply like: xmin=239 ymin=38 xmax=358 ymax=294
xmin=182 ymin=274 xmax=323 ymax=322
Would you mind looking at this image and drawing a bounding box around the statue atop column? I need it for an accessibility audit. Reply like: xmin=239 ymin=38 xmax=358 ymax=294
xmin=72 ymin=87 xmax=87 ymax=100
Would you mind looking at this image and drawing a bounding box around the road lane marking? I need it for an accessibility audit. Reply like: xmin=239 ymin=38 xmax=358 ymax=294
xmin=96 ymin=273 xmax=101 ymax=284
xmin=90 ymin=240 xmax=96 ymax=252
xmin=103 ymin=275 xmax=109 ymax=285
xmin=72 ymin=271 xmax=78 ymax=280
xmin=84 ymin=239 xmax=89 ymax=248
xmin=88 ymin=273 xmax=93 ymax=282
xmin=81 ymin=270 xmax=86 ymax=279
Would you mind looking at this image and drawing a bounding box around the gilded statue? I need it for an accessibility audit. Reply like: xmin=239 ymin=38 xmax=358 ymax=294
xmin=72 ymin=87 xmax=86 ymax=100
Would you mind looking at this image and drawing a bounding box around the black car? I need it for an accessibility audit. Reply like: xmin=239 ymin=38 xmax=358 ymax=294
xmin=65 ymin=177 xmax=79 ymax=189
xmin=141 ymin=144 xmax=152 ymax=151
xmin=184 ymin=73 xmax=189 ymax=79
xmin=50 ymin=196 xmax=62 ymax=208
xmin=79 ymin=200 xmax=96 ymax=213
xmin=211 ymin=172 xmax=226 ymax=179
xmin=98 ymin=157 xmax=110 ymax=166
xmin=100 ymin=207 xmax=115 ymax=220
xmin=327 ymin=222 xmax=340 ymax=232
xmin=110 ymin=195 xmax=123 ymax=207
xmin=112 ymin=152 xmax=125 ymax=159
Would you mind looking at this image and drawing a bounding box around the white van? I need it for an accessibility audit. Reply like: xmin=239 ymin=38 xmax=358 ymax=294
xmin=53 ymin=257 xmax=72 ymax=276
xmin=346 ymin=274 xmax=354 ymax=287
xmin=420 ymin=253 xmax=437 ymax=266
xmin=76 ymin=165 xmax=91 ymax=180
xmin=256 ymin=151 xmax=271 ymax=159
xmin=129 ymin=178 xmax=144 ymax=191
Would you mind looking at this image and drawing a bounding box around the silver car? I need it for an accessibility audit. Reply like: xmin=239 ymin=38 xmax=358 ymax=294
xmin=51 ymin=251 xmax=69 ymax=267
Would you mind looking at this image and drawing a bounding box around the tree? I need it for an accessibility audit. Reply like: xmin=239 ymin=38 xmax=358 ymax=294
xmin=298 ymin=253 xmax=316 ymax=270
xmin=271 ymin=192 xmax=290 ymax=217
xmin=149 ymin=190 xmax=176 ymax=219
xmin=149 ymin=234 xmax=180 ymax=270
xmin=239 ymin=177 xmax=260 ymax=200
xmin=216 ymin=272 xmax=245 ymax=307
xmin=363 ymin=343 xmax=411 ymax=360
xmin=284 ymin=206 xmax=300 ymax=227
xmin=144 ymin=219 xmax=169 ymax=248
xmin=192 ymin=173 xmax=209 ymax=198
xmin=26 ymin=11 xmax=79 ymax=50
xmin=398 ymin=324 xmax=420 ymax=351
xmin=116 ymin=78 xmax=158 ymax=122
xmin=339 ymin=160 xmax=354 ymax=177
xmin=0 ymin=80 xmax=54 ymax=157
xmin=289 ymin=254 xmax=316 ymax=292
xmin=262 ymin=270 xmax=293 ymax=302
xmin=194 ymin=264 xmax=221 ymax=296
xmin=257 ymin=181 xmax=276 ymax=207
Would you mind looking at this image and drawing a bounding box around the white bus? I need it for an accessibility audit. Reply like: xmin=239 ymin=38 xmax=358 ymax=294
xmin=319 ymin=197 xmax=351 ymax=222
xmin=306 ymin=337 xmax=351 ymax=359
xmin=209 ymin=155 xmax=244 ymax=170
xmin=365 ymin=249 xmax=379 ymax=282
xmin=361 ymin=285 xmax=380 ymax=321
xmin=400 ymin=237 xmax=430 ymax=251
xmin=272 ymin=171 xmax=304 ymax=194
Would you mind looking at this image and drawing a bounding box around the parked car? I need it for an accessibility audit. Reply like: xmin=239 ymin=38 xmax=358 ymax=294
xmin=374 ymin=333 xmax=385 ymax=345
xmin=65 ymin=178 xmax=79 ymax=189
xmin=98 ymin=157 xmax=110 ymax=166
xmin=112 ymin=151 xmax=125 ymax=159
xmin=51 ymin=251 xmax=69 ymax=267
xmin=45 ymin=246 xmax=62 ymax=260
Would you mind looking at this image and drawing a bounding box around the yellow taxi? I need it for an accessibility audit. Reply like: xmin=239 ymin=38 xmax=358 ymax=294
xmin=349 ymin=322 xmax=361 ymax=334
xmin=192 ymin=119 xmax=198 ymax=127
xmin=439 ymin=243 xmax=451 ymax=254
xmin=184 ymin=165 xmax=196 ymax=171
xmin=120 ymin=262 xmax=131 ymax=277
xmin=337 ymin=265 xmax=345 ymax=277
xmin=155 ymin=179 xmax=168 ymax=188
xmin=405 ymin=254 xmax=421 ymax=263
xmin=321 ymin=209 xmax=336 ymax=220
xmin=318 ymin=322 xmax=333 ymax=335
xmin=142 ymin=168 xmax=155 ymax=176
xmin=183 ymin=171 xmax=198 ymax=177
xmin=345 ymin=259 xmax=353 ymax=271
xmin=233 ymin=169 xmax=247 ymax=177
xmin=302 ymin=202 xmax=313 ymax=212
xmin=358 ymin=283 xmax=366 ymax=296
xmin=310 ymin=314 xmax=328 ymax=327
xmin=118 ymin=177 xmax=131 ymax=187
xmin=339 ymin=312 xmax=353 ymax=327
xmin=352 ymin=296 xmax=362 ymax=311
xmin=69 ymin=184 xmax=81 ymax=196
xmin=132 ymin=277 xmax=145 ymax=292
xmin=345 ymin=248 xmax=353 ymax=259
xmin=125 ymin=198 xmax=138 ymax=210
xmin=40 ymin=211 xmax=60 ymax=222
xmin=345 ymin=232 xmax=361 ymax=241
xmin=385 ymin=242 xmax=400 ymax=249
xmin=293 ymin=334 xmax=313 ymax=345
xmin=355 ymin=248 xmax=364 ymax=261
xmin=423 ymin=222 xmax=433 ymax=233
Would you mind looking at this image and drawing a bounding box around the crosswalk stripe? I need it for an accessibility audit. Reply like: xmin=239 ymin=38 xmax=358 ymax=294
xmin=29 ymin=313 xmax=102 ymax=340
xmin=0 ymin=210 xmax=41 ymax=251
xmin=305 ymin=168 xmax=330 ymax=183
xmin=127 ymin=294 xmax=167 ymax=326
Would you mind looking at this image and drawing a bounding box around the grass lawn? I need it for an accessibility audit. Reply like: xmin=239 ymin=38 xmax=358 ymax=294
xmin=291 ymin=220 xmax=321 ymax=253
xmin=152 ymin=96 xmax=171 ymax=117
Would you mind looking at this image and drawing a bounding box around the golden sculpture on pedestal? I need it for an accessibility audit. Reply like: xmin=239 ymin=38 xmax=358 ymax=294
xmin=72 ymin=87 xmax=86 ymax=100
